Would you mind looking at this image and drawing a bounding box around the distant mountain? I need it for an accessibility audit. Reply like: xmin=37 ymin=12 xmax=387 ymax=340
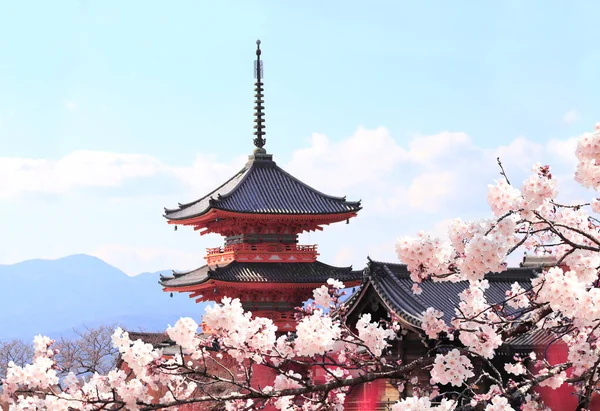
xmin=0 ymin=254 xmax=208 ymax=342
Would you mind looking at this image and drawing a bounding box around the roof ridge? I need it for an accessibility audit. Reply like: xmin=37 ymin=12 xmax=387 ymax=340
xmin=369 ymin=260 xmax=407 ymax=268
xmin=313 ymin=259 xmax=355 ymax=272
xmin=370 ymin=261 xmax=538 ymax=282
xmin=213 ymin=159 xmax=361 ymax=208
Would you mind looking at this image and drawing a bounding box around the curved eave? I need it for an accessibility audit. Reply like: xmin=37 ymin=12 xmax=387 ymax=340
xmin=160 ymin=261 xmax=364 ymax=290
xmin=163 ymin=158 xmax=362 ymax=222
xmin=160 ymin=278 xmax=211 ymax=290
xmin=164 ymin=208 xmax=361 ymax=224
xmin=163 ymin=277 xmax=363 ymax=294
xmin=369 ymin=275 xmax=425 ymax=327
xmin=344 ymin=281 xmax=424 ymax=335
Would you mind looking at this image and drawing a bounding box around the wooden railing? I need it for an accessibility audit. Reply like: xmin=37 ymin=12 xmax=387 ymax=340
xmin=205 ymin=243 xmax=318 ymax=264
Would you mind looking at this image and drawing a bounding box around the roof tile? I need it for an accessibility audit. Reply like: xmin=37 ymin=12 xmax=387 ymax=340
xmin=364 ymin=261 xmax=540 ymax=326
xmin=164 ymin=155 xmax=361 ymax=220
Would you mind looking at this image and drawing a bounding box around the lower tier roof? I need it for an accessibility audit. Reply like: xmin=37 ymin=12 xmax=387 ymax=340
xmin=160 ymin=260 xmax=363 ymax=288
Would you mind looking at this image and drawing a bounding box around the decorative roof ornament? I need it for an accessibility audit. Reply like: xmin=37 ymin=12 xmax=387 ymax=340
xmin=253 ymin=39 xmax=266 ymax=152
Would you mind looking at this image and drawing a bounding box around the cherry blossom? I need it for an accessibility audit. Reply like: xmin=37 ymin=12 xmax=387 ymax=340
xmin=355 ymin=313 xmax=396 ymax=356
xmin=421 ymin=307 xmax=450 ymax=340
xmin=487 ymin=180 xmax=521 ymax=217
xmin=536 ymin=369 xmax=567 ymax=390
xmin=391 ymin=397 xmax=457 ymax=411
xmin=429 ymin=349 xmax=474 ymax=386
xmin=313 ymin=285 xmax=333 ymax=307
xmin=294 ymin=309 xmax=342 ymax=357
xmin=504 ymin=362 xmax=526 ymax=376
xmin=505 ymin=282 xmax=530 ymax=309
xmin=485 ymin=396 xmax=515 ymax=411
xmin=6 ymin=123 xmax=600 ymax=410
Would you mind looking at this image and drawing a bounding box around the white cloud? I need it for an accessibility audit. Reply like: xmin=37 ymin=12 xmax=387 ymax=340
xmin=493 ymin=137 xmax=543 ymax=172
xmin=286 ymin=127 xmax=406 ymax=193
xmin=64 ymin=100 xmax=77 ymax=111
xmin=0 ymin=150 xmax=243 ymax=201
xmin=562 ymin=109 xmax=581 ymax=124
xmin=169 ymin=153 xmax=243 ymax=196
xmin=0 ymin=151 xmax=165 ymax=199
xmin=547 ymin=137 xmax=578 ymax=168
xmin=407 ymin=171 xmax=456 ymax=213
xmin=332 ymin=246 xmax=356 ymax=267
xmin=0 ymin=125 xmax=590 ymax=274
xmin=0 ymin=128 xmax=583 ymax=213
xmin=406 ymin=131 xmax=471 ymax=164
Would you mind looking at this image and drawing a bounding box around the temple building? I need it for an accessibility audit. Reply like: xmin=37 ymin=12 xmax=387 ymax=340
xmin=341 ymin=258 xmax=558 ymax=409
xmin=126 ymin=41 xmax=558 ymax=410
xmin=159 ymin=40 xmax=363 ymax=331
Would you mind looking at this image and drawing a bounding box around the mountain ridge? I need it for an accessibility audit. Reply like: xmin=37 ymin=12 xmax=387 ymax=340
xmin=0 ymin=253 xmax=207 ymax=342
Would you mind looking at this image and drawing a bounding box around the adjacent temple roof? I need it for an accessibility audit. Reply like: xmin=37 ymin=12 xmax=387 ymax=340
xmin=356 ymin=260 xmax=540 ymax=327
xmin=346 ymin=260 xmax=554 ymax=351
xmin=160 ymin=260 xmax=363 ymax=288
xmin=164 ymin=154 xmax=362 ymax=221
xmin=122 ymin=332 xmax=211 ymax=357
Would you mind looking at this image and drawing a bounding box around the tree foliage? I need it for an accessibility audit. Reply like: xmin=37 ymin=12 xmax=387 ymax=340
xmin=5 ymin=124 xmax=600 ymax=410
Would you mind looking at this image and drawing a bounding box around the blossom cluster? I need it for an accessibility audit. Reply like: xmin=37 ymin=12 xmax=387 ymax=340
xmin=201 ymin=296 xmax=278 ymax=362
xmin=505 ymin=282 xmax=529 ymax=309
xmin=391 ymin=397 xmax=456 ymax=411
xmin=532 ymin=267 xmax=600 ymax=327
xmin=452 ymin=281 xmax=503 ymax=358
xmin=504 ymin=362 xmax=526 ymax=376
xmin=421 ymin=307 xmax=450 ymax=340
xmin=396 ymin=232 xmax=453 ymax=282
xmin=430 ymin=349 xmax=474 ymax=386
xmin=355 ymin=313 xmax=396 ymax=357
xmin=575 ymin=123 xmax=600 ymax=190
xmin=312 ymin=278 xmax=345 ymax=308
xmin=8 ymin=123 xmax=600 ymax=410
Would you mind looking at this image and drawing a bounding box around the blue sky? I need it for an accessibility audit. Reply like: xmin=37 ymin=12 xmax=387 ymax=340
xmin=0 ymin=1 xmax=598 ymax=274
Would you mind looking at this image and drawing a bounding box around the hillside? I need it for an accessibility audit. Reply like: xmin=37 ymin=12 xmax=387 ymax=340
xmin=0 ymin=254 xmax=208 ymax=342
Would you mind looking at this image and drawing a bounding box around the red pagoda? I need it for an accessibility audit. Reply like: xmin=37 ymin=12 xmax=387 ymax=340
xmin=160 ymin=40 xmax=363 ymax=332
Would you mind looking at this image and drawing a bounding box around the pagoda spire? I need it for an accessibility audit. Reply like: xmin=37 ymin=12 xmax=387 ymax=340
xmin=253 ymin=39 xmax=266 ymax=152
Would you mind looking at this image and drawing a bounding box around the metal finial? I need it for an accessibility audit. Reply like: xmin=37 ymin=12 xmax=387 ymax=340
xmin=253 ymin=39 xmax=266 ymax=150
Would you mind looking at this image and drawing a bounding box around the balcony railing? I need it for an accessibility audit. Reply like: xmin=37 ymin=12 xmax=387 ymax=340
xmin=205 ymin=243 xmax=318 ymax=265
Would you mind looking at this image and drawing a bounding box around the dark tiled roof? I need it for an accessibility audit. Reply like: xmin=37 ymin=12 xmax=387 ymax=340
xmin=127 ymin=331 xmax=173 ymax=346
xmin=506 ymin=329 xmax=557 ymax=350
xmin=364 ymin=261 xmax=540 ymax=327
xmin=123 ymin=332 xmax=214 ymax=356
xmin=164 ymin=153 xmax=361 ymax=220
xmin=160 ymin=260 xmax=364 ymax=288
xmin=520 ymin=253 xmax=558 ymax=268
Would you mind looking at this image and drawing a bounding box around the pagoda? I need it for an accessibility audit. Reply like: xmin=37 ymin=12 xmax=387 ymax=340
xmin=160 ymin=40 xmax=363 ymax=331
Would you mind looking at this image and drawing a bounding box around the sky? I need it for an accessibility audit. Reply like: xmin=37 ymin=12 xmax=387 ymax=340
xmin=0 ymin=1 xmax=599 ymax=275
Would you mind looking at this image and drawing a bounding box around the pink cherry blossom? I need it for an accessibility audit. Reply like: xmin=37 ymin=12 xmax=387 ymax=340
xmin=430 ymin=349 xmax=474 ymax=386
